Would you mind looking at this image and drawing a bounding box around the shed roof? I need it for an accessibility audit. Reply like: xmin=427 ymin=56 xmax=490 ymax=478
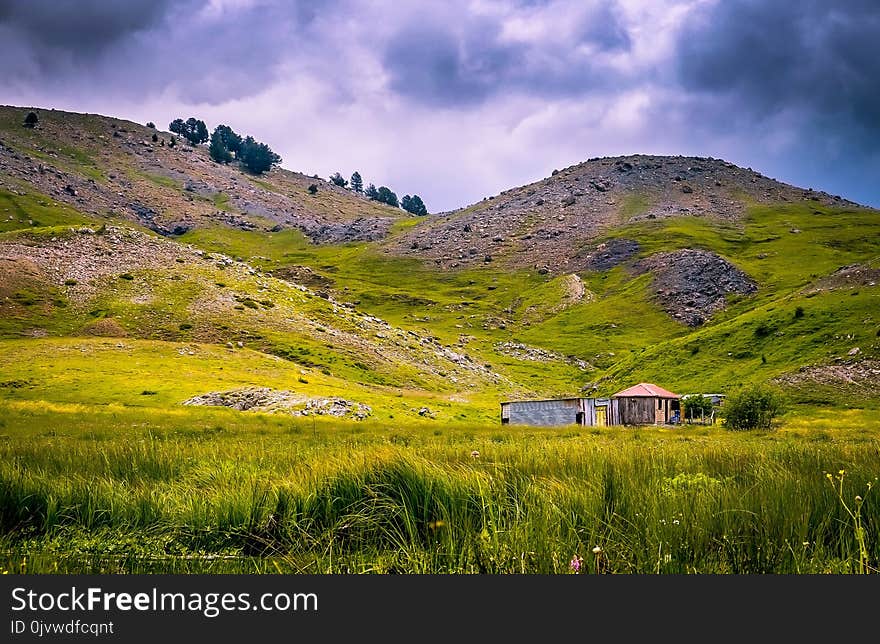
xmin=612 ymin=383 xmax=680 ymax=399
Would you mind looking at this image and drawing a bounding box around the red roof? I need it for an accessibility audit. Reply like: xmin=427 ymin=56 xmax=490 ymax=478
xmin=612 ymin=383 xmax=680 ymax=399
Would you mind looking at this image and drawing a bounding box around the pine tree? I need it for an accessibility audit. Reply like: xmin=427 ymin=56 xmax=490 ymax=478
xmin=401 ymin=194 xmax=428 ymax=215
xmin=209 ymin=128 xmax=233 ymax=163
xmin=329 ymin=172 xmax=348 ymax=188
xmin=350 ymin=171 xmax=363 ymax=193
xmin=364 ymin=183 xmax=379 ymax=200
xmin=238 ymin=136 xmax=281 ymax=174
xmin=377 ymin=186 xmax=399 ymax=208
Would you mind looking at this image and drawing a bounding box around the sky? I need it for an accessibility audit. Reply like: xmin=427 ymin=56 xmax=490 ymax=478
xmin=1 ymin=0 xmax=878 ymax=212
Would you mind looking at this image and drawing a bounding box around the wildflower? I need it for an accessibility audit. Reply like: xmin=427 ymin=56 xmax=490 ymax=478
xmin=592 ymin=546 xmax=602 ymax=555
xmin=855 ymin=495 xmax=863 ymax=504
xmin=470 ymin=450 xmax=480 ymax=459
xmin=673 ymin=519 xmax=680 ymax=525
xmin=569 ymin=555 xmax=583 ymax=573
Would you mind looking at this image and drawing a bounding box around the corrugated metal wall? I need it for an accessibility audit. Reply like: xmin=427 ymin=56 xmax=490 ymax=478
xmin=507 ymin=399 xmax=581 ymax=426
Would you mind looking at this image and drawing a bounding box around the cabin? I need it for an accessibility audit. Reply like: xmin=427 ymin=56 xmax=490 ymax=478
xmin=612 ymin=383 xmax=680 ymax=425
xmin=500 ymin=383 xmax=680 ymax=427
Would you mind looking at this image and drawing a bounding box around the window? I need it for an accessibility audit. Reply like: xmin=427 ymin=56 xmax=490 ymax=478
xmin=658 ymin=399 xmax=662 ymax=410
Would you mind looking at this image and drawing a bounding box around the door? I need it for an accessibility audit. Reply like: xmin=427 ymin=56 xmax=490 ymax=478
xmin=596 ymin=406 xmax=607 ymax=427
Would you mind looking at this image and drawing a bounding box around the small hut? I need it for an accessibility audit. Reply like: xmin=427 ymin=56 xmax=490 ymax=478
xmin=612 ymin=383 xmax=681 ymax=425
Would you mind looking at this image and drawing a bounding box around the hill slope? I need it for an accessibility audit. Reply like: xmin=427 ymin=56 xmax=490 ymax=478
xmin=1 ymin=105 xmax=879 ymax=420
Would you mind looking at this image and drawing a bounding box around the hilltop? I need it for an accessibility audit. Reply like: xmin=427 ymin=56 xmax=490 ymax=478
xmin=1 ymin=105 xmax=879 ymax=421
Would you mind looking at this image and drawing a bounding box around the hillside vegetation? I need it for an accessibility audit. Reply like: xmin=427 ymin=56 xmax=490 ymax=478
xmin=2 ymin=106 xmax=879 ymax=574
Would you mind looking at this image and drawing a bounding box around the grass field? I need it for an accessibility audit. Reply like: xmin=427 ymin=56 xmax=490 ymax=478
xmin=1 ymin=401 xmax=877 ymax=574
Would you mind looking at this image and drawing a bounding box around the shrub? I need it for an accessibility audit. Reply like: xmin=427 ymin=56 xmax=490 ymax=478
xmin=682 ymin=394 xmax=713 ymax=419
xmin=722 ymin=385 xmax=784 ymax=431
xmin=794 ymin=306 xmax=804 ymax=319
xmin=146 ymin=122 xmax=156 ymax=129
xmin=308 ymin=184 xmax=318 ymax=195
xmin=119 ymin=273 xmax=134 ymax=281
xmin=754 ymin=322 xmax=772 ymax=338
xmin=23 ymin=111 xmax=38 ymax=128
xmin=64 ymin=279 xmax=78 ymax=286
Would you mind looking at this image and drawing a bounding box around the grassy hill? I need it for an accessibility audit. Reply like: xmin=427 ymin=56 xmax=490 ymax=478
xmin=2 ymin=105 xmax=879 ymax=420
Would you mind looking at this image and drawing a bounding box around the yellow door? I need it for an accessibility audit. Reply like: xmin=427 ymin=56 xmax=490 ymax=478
xmin=596 ymin=406 xmax=607 ymax=427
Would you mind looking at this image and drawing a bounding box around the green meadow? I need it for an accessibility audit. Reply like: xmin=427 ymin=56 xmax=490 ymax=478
xmin=1 ymin=401 xmax=877 ymax=574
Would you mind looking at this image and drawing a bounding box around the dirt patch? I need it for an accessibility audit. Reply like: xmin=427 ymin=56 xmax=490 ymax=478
xmin=271 ymin=265 xmax=335 ymax=289
xmin=635 ymin=249 xmax=757 ymax=326
xmin=773 ymin=360 xmax=880 ymax=395
xmin=80 ymin=317 xmax=128 ymax=337
xmin=803 ymin=263 xmax=880 ymax=294
xmin=0 ymin=257 xmax=47 ymax=298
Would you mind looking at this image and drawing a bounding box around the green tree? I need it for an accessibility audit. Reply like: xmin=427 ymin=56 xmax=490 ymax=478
xmin=350 ymin=171 xmax=363 ymax=193
xmin=364 ymin=183 xmax=379 ymax=200
xmin=682 ymin=395 xmax=714 ymax=422
xmin=169 ymin=118 xmax=186 ymax=135
xmin=329 ymin=172 xmax=348 ymax=188
xmin=401 ymin=194 xmax=427 ymax=215
xmin=377 ymin=186 xmax=399 ymax=207
xmin=214 ymin=124 xmax=242 ymax=156
xmin=23 ymin=111 xmax=39 ymax=128
xmin=238 ymin=136 xmax=281 ymax=174
xmin=722 ymin=385 xmax=784 ymax=431
xmin=209 ymin=128 xmax=233 ymax=164
xmin=184 ymin=117 xmax=209 ymax=145
xmin=146 ymin=121 xmax=156 ymax=129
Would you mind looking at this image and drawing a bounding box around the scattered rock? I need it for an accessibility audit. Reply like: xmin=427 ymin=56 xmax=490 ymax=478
xmin=635 ymin=249 xmax=758 ymax=326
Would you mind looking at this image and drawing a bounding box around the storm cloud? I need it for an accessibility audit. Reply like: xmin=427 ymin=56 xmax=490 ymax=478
xmin=0 ymin=0 xmax=878 ymax=211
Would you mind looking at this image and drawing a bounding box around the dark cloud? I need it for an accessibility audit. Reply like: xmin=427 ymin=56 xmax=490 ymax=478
xmin=0 ymin=0 xmax=317 ymax=103
xmin=0 ymin=0 xmax=178 ymax=57
xmin=381 ymin=2 xmax=632 ymax=108
xmin=382 ymin=20 xmax=519 ymax=107
xmin=678 ymin=0 xmax=880 ymax=142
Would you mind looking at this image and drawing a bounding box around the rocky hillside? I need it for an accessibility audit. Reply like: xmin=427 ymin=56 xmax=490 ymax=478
xmin=0 ymin=106 xmax=406 ymax=242
xmin=1 ymin=105 xmax=879 ymax=414
xmin=389 ymin=154 xmax=856 ymax=271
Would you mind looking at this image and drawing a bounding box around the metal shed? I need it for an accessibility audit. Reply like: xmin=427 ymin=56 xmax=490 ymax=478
xmin=500 ymin=397 xmax=618 ymax=427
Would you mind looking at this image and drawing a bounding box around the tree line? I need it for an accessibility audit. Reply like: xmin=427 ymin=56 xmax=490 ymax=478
xmin=329 ymin=171 xmax=428 ymax=215
xmin=167 ymin=117 xmax=280 ymax=175
xmin=162 ymin=116 xmax=427 ymax=213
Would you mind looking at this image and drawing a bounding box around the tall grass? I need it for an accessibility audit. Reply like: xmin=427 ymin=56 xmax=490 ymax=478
xmin=0 ymin=405 xmax=878 ymax=573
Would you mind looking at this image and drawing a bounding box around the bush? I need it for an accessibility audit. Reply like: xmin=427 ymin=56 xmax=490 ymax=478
xmin=722 ymin=385 xmax=784 ymax=431
xmin=146 ymin=122 xmax=156 ymax=129
xmin=23 ymin=111 xmax=38 ymax=128
xmin=682 ymin=394 xmax=713 ymax=419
